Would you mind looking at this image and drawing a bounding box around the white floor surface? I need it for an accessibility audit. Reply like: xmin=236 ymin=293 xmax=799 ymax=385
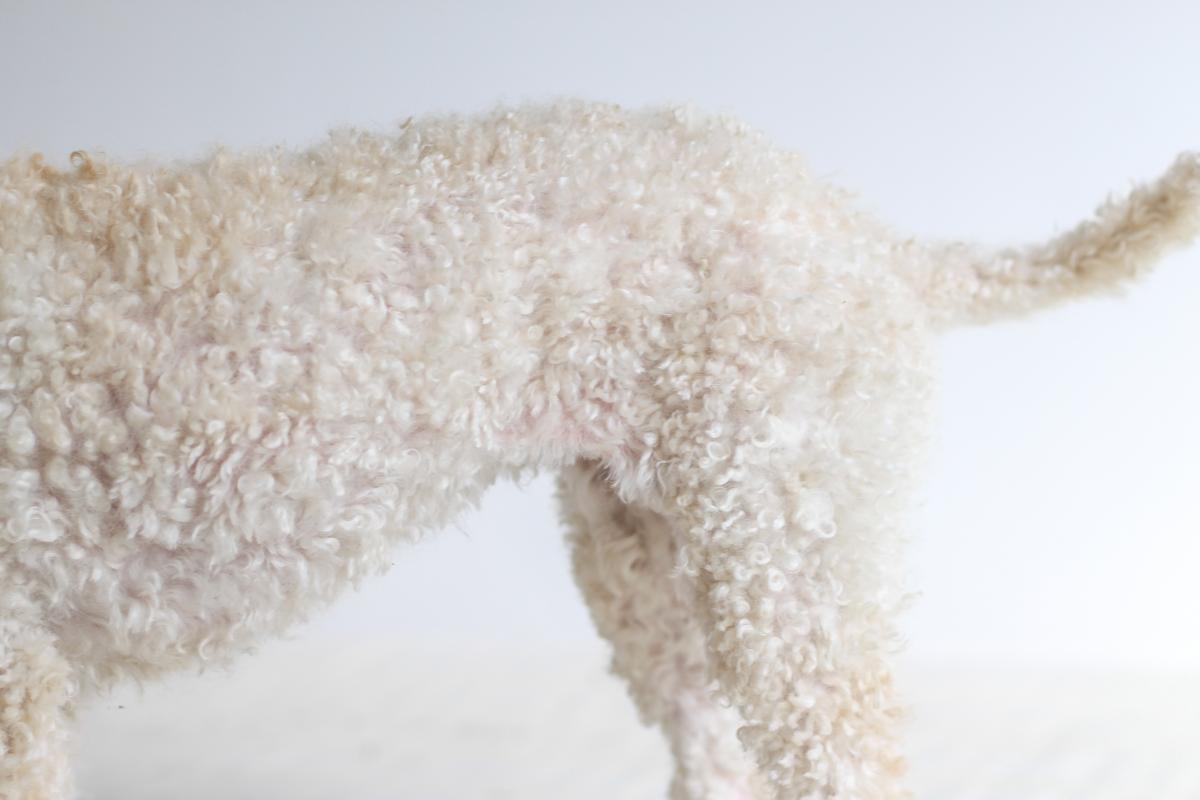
xmin=73 ymin=638 xmax=1200 ymax=800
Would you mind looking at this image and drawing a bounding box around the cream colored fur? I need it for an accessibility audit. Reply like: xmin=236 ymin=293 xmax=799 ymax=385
xmin=0 ymin=101 xmax=1196 ymax=800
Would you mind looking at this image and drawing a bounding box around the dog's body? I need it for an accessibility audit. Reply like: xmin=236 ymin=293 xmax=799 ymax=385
xmin=1 ymin=101 xmax=1196 ymax=799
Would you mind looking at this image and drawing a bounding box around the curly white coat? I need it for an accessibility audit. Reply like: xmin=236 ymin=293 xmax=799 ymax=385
xmin=1 ymin=101 xmax=1196 ymax=799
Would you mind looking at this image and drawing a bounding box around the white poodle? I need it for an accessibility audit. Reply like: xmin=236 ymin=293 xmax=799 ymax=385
xmin=1 ymin=101 xmax=1196 ymax=800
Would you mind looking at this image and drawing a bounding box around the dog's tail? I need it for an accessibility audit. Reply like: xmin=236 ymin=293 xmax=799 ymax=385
xmin=907 ymin=152 xmax=1200 ymax=328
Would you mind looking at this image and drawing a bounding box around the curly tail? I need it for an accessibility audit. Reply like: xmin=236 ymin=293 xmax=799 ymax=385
xmin=910 ymin=152 xmax=1200 ymax=328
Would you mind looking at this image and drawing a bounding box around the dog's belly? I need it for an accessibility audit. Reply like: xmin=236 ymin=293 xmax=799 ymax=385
xmin=39 ymin=409 xmax=502 ymax=686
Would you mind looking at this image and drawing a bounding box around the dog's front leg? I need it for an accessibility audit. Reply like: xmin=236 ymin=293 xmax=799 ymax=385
xmin=0 ymin=618 xmax=74 ymax=800
xmin=664 ymin=453 xmax=909 ymax=800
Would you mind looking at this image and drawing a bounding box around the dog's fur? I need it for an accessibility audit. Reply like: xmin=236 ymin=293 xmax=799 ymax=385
xmin=1 ymin=101 xmax=1196 ymax=799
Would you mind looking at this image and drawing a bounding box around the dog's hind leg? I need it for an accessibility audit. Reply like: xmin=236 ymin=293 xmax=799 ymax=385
xmin=558 ymin=460 xmax=765 ymax=800
xmin=0 ymin=617 xmax=74 ymax=800
xmin=662 ymin=449 xmax=910 ymax=800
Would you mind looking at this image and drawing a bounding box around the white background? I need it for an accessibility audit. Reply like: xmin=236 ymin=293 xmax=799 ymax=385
xmin=3 ymin=0 xmax=1198 ymax=673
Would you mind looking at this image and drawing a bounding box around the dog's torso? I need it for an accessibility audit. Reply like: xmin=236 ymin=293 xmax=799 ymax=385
xmin=0 ymin=103 xmax=931 ymax=690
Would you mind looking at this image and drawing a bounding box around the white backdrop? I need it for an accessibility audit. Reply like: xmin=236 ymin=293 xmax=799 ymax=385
xmin=3 ymin=0 xmax=1198 ymax=672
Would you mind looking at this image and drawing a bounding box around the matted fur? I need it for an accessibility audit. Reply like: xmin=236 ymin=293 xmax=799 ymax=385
xmin=1 ymin=101 xmax=1196 ymax=799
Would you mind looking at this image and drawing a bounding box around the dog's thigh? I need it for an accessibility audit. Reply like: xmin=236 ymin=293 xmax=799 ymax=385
xmin=660 ymin=452 xmax=910 ymax=800
xmin=0 ymin=619 xmax=73 ymax=800
xmin=558 ymin=461 xmax=764 ymax=800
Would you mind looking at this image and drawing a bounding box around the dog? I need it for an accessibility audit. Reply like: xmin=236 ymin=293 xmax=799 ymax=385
xmin=1 ymin=101 xmax=1196 ymax=799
